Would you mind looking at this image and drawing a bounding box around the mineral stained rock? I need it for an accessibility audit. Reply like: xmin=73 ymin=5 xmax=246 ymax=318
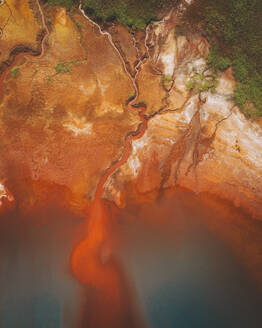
xmin=0 ymin=1 xmax=261 ymax=220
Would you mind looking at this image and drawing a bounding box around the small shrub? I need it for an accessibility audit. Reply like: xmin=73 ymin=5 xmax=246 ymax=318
xmin=186 ymin=71 xmax=217 ymax=93
xmin=133 ymin=101 xmax=146 ymax=108
xmin=186 ymin=79 xmax=196 ymax=91
xmin=162 ymin=75 xmax=172 ymax=83
xmin=55 ymin=62 xmax=71 ymax=74
xmin=128 ymin=92 xmax=135 ymax=101
xmin=197 ymin=79 xmax=217 ymax=92
xmin=11 ymin=66 xmax=19 ymax=78
xmin=199 ymin=73 xmax=204 ymax=81
xmin=75 ymin=21 xmax=83 ymax=29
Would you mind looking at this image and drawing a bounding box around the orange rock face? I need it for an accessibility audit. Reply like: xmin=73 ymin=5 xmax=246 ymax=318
xmin=1 ymin=1 xmax=261 ymax=218
xmin=0 ymin=1 xmax=139 ymax=214
xmin=106 ymin=18 xmax=262 ymax=221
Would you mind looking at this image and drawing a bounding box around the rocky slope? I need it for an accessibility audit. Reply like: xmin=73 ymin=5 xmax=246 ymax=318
xmin=0 ymin=1 xmax=261 ymax=219
xmin=103 ymin=7 xmax=262 ymax=221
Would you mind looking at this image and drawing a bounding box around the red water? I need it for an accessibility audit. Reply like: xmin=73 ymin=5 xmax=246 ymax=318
xmin=71 ymin=104 xmax=148 ymax=326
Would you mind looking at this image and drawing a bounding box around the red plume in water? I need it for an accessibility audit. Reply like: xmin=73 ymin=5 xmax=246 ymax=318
xmin=71 ymin=198 xmax=146 ymax=328
xmin=70 ymin=103 xmax=147 ymax=327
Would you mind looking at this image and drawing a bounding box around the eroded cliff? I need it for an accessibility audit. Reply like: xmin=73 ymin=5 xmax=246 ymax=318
xmin=0 ymin=1 xmax=261 ymax=219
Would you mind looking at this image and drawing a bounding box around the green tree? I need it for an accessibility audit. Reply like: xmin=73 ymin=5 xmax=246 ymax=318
xmin=184 ymin=0 xmax=262 ymax=116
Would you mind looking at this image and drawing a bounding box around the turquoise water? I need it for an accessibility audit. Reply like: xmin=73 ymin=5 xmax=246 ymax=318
xmin=138 ymin=232 xmax=262 ymax=328
xmin=1 ymin=294 xmax=60 ymax=328
xmin=116 ymin=193 xmax=262 ymax=328
xmin=0 ymin=207 xmax=83 ymax=328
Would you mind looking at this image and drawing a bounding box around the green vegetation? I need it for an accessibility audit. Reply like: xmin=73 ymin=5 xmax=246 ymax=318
xmin=11 ymin=66 xmax=19 ymax=78
xmin=47 ymin=0 xmax=176 ymax=29
xmin=162 ymin=75 xmax=172 ymax=83
xmin=82 ymin=0 xmax=175 ymax=30
xmin=55 ymin=62 xmax=71 ymax=74
xmin=75 ymin=21 xmax=83 ymax=29
xmin=46 ymin=0 xmax=77 ymax=10
xmin=133 ymin=101 xmax=146 ymax=108
xmin=49 ymin=59 xmax=84 ymax=82
xmin=186 ymin=78 xmax=195 ymax=92
xmin=197 ymin=80 xmax=217 ymax=93
xmin=184 ymin=0 xmax=262 ymax=116
xmin=186 ymin=72 xmax=217 ymax=93
xmin=128 ymin=92 xmax=135 ymax=101
xmin=206 ymin=48 xmax=230 ymax=72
